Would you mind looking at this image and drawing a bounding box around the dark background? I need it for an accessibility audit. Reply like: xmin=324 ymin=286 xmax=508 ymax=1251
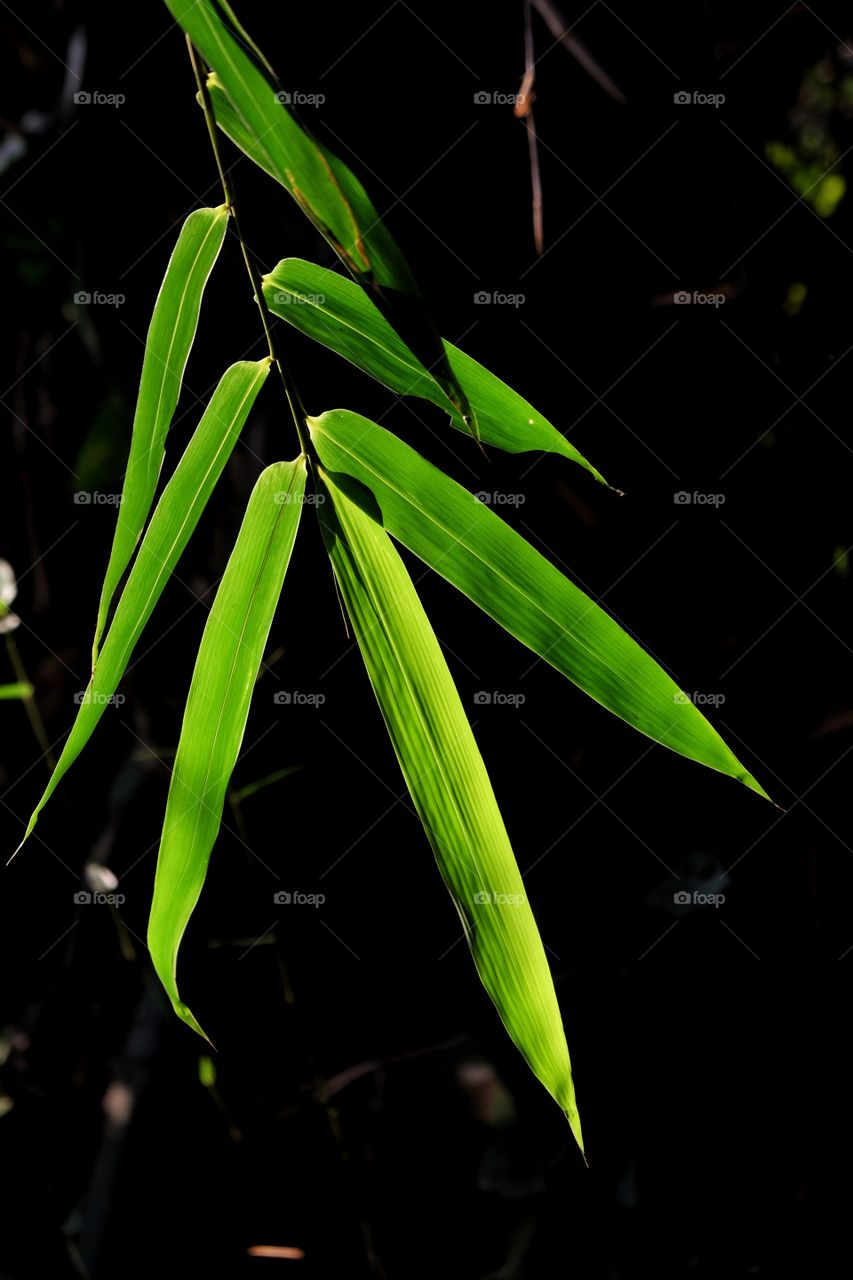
xmin=1 ymin=1 xmax=851 ymax=1276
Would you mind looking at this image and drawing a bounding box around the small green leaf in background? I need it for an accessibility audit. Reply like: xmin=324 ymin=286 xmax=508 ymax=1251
xmin=164 ymin=0 xmax=474 ymax=430
xmin=263 ymin=259 xmax=608 ymax=486
xmin=0 ymin=683 xmax=33 ymax=701
xmin=309 ymin=409 xmax=768 ymax=800
xmin=16 ymin=358 xmax=271 ymax=854
xmin=318 ymin=466 xmax=584 ymax=1152
xmin=148 ymin=457 xmax=306 ymax=1039
xmin=93 ymin=205 xmax=229 ymax=662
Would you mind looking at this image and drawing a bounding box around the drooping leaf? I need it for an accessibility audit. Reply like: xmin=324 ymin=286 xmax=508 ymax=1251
xmin=309 ymin=410 xmax=769 ymax=799
xmin=262 ymin=259 xmax=607 ymax=485
xmin=15 ymin=358 xmax=271 ymax=853
xmin=148 ymin=457 xmax=306 ymax=1038
xmin=162 ymin=0 xmax=474 ymax=429
xmin=318 ymin=466 xmax=584 ymax=1152
xmin=93 ymin=205 xmax=229 ymax=661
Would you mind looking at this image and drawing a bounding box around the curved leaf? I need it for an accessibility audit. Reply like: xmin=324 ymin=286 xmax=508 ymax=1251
xmin=94 ymin=205 xmax=229 ymax=660
xmin=263 ymin=258 xmax=607 ymax=485
xmin=15 ymin=358 xmax=271 ymax=853
xmin=164 ymin=0 xmax=473 ymax=429
xmin=148 ymin=457 xmax=306 ymax=1038
xmin=318 ymin=466 xmax=584 ymax=1152
xmin=309 ymin=410 xmax=769 ymax=800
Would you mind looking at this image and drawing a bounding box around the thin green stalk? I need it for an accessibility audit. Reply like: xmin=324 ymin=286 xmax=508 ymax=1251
xmin=5 ymin=635 xmax=56 ymax=772
xmin=186 ymin=36 xmax=311 ymax=458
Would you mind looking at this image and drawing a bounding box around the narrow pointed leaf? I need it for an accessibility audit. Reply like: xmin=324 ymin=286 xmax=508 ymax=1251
xmin=309 ymin=410 xmax=769 ymax=799
xmin=94 ymin=205 xmax=229 ymax=660
xmin=318 ymin=467 xmax=583 ymax=1151
xmin=163 ymin=0 xmax=473 ymax=428
xmin=263 ymin=259 xmax=607 ymax=485
xmin=16 ymin=358 xmax=270 ymax=852
xmin=148 ymin=458 xmax=306 ymax=1038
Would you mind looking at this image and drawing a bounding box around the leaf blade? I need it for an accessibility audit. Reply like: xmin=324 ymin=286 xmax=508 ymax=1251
xmin=15 ymin=358 xmax=271 ymax=853
xmin=309 ymin=409 xmax=768 ymax=799
xmin=318 ymin=467 xmax=583 ymax=1150
xmin=94 ymin=205 xmax=228 ymax=659
xmin=148 ymin=457 xmax=306 ymax=1038
xmin=263 ymin=258 xmax=607 ymax=484
xmin=163 ymin=0 xmax=473 ymax=427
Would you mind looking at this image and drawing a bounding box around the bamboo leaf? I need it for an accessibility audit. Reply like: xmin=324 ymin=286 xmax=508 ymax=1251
xmin=15 ymin=358 xmax=270 ymax=853
xmin=263 ymin=258 xmax=607 ymax=485
xmin=0 ymin=682 xmax=33 ymax=701
xmin=163 ymin=0 xmax=474 ymax=430
xmin=309 ymin=410 xmax=769 ymax=799
xmin=94 ymin=205 xmax=229 ymax=661
xmin=318 ymin=466 xmax=584 ymax=1152
xmin=148 ymin=457 xmax=306 ymax=1038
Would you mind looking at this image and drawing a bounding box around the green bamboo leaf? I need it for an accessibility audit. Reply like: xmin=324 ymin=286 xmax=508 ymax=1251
xmin=15 ymin=358 xmax=270 ymax=854
xmin=163 ymin=0 xmax=474 ymax=430
xmin=93 ymin=205 xmax=229 ymax=662
xmin=263 ymin=258 xmax=608 ymax=485
xmin=318 ymin=467 xmax=583 ymax=1152
xmin=148 ymin=457 xmax=306 ymax=1039
xmin=309 ymin=410 xmax=769 ymax=800
xmin=0 ymin=682 xmax=33 ymax=701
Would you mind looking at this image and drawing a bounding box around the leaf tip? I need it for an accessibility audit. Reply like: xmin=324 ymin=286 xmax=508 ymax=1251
xmin=175 ymin=1000 xmax=216 ymax=1048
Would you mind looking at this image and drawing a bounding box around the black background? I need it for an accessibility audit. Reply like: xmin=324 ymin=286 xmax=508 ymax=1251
xmin=1 ymin=2 xmax=852 ymax=1276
